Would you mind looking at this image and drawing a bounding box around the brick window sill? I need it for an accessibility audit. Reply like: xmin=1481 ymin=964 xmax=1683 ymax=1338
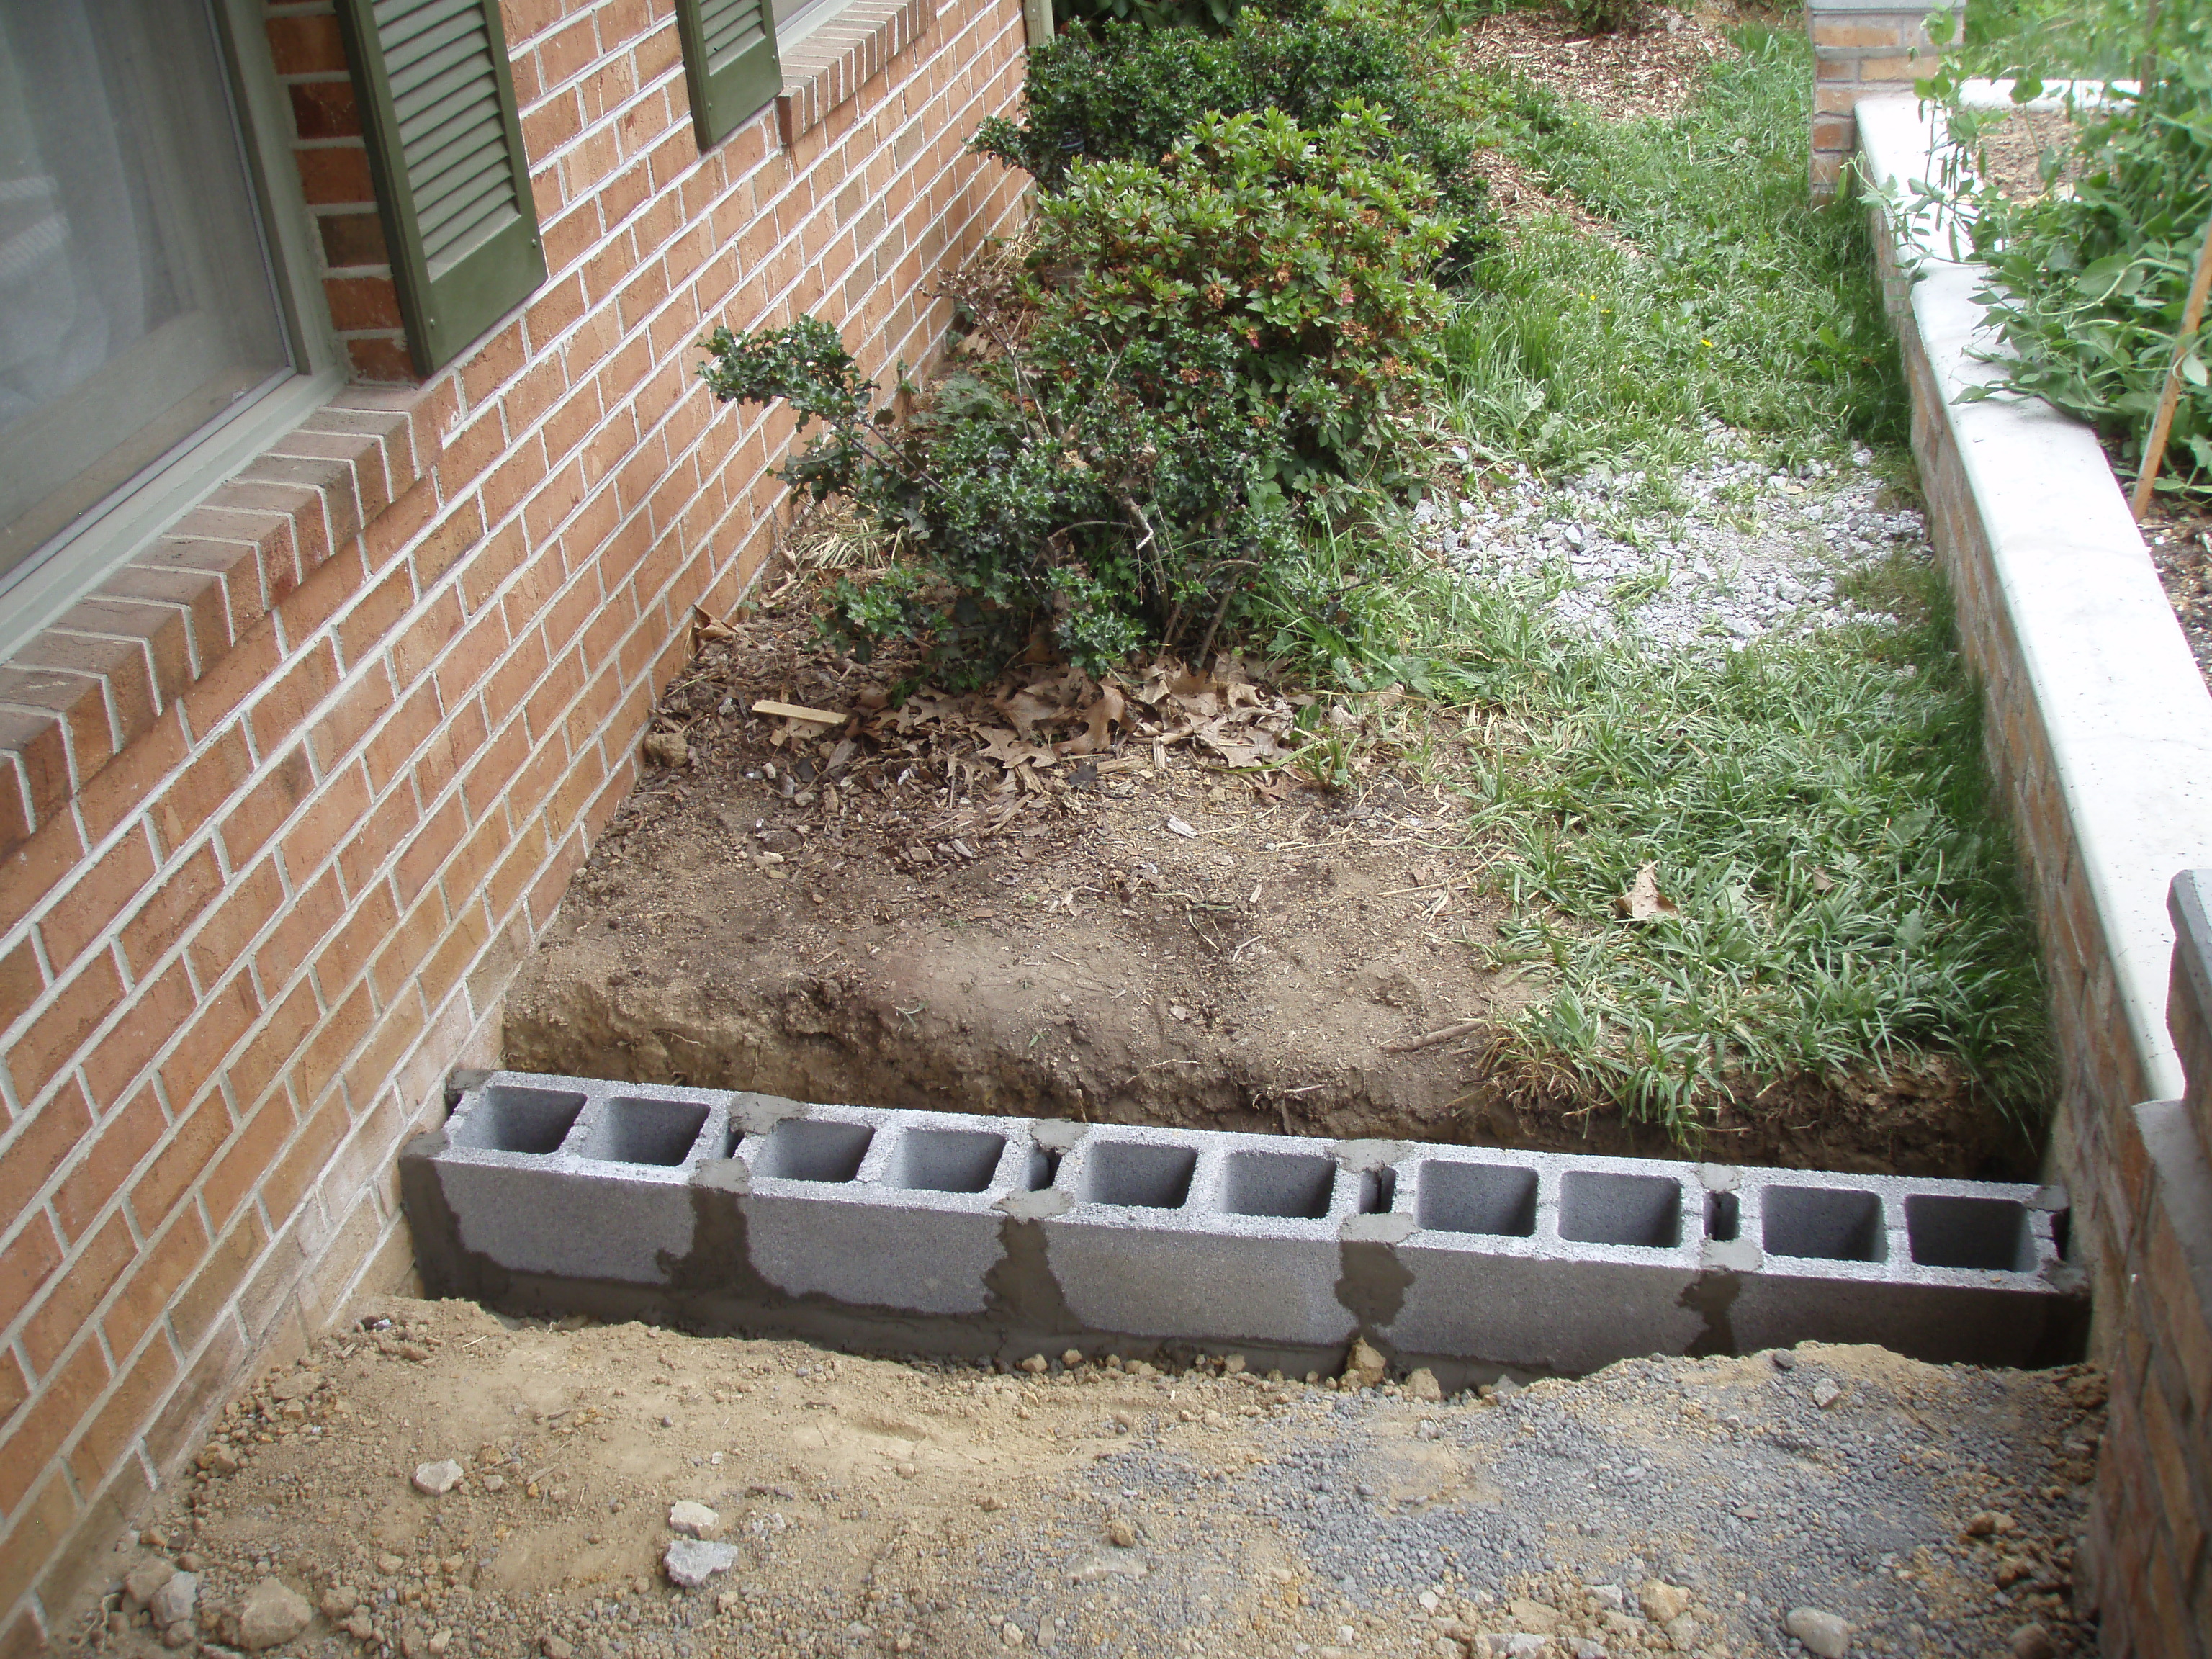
xmin=0 ymin=386 xmax=440 ymax=866
xmin=776 ymin=0 xmax=938 ymax=146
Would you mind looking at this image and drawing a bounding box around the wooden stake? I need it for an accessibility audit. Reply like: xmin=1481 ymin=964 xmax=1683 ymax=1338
xmin=2131 ymin=207 xmax=2212 ymax=521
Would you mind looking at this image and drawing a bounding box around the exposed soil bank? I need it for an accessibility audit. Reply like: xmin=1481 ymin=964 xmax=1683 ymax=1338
xmin=504 ymin=727 xmax=2032 ymax=1178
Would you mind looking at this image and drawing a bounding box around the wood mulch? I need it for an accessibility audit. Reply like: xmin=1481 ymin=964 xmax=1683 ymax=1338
xmin=1458 ymin=1 xmax=1748 ymax=124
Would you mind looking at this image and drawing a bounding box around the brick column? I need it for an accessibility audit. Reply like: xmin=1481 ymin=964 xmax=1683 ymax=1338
xmin=2079 ymin=871 xmax=2212 ymax=1657
xmin=1807 ymin=0 xmax=1956 ymax=203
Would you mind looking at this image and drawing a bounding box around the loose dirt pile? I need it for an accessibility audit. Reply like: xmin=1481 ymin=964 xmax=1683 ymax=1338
xmin=70 ymin=1296 xmax=2102 ymax=1659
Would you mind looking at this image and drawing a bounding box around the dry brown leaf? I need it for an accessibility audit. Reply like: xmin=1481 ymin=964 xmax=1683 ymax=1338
xmin=1615 ymin=862 xmax=1681 ymax=923
xmin=976 ymin=727 xmax=1058 ymax=770
xmin=996 ymin=688 xmax=1061 ymax=736
xmin=1059 ymin=685 xmax=1126 ymax=757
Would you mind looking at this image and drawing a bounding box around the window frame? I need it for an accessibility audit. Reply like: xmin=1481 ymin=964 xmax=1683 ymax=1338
xmin=0 ymin=0 xmax=347 ymax=664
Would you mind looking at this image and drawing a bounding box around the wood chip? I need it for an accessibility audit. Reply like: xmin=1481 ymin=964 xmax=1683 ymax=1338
xmin=752 ymin=699 xmax=844 ymax=724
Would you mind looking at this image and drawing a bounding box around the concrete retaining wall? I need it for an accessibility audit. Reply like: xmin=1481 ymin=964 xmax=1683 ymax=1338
xmin=402 ymin=1071 xmax=2087 ymax=1381
xmin=1854 ymin=95 xmax=2212 ymax=1329
xmin=1852 ymin=98 xmax=2212 ymax=1658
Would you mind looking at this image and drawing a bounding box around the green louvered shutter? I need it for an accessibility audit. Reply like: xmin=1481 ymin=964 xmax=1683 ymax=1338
xmin=673 ymin=0 xmax=781 ymax=151
xmin=336 ymin=0 xmax=547 ymax=375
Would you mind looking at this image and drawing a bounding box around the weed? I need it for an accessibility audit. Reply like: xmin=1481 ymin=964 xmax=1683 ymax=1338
xmin=1914 ymin=3 xmax=2212 ymax=501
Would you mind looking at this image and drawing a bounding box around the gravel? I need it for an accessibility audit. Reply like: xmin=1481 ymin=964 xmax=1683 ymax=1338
xmin=1414 ymin=428 xmax=1930 ymax=654
xmin=68 ymin=1298 xmax=2104 ymax=1659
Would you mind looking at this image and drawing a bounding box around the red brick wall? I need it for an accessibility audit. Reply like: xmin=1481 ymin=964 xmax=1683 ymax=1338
xmin=2080 ymin=879 xmax=2212 ymax=1659
xmin=0 ymin=0 xmax=1030 ymax=1647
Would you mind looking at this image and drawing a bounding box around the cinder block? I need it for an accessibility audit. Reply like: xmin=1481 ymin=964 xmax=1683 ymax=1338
xmin=404 ymin=1071 xmax=2087 ymax=1375
xmin=1040 ymin=1126 xmax=1359 ymax=1346
xmin=431 ymin=1075 xmax=716 ymax=1284
xmin=736 ymin=1104 xmax=1031 ymax=1316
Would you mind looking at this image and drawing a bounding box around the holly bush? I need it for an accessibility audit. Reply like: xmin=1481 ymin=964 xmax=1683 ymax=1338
xmin=698 ymin=108 xmax=1454 ymax=681
xmin=973 ymin=0 xmax=1491 ymax=272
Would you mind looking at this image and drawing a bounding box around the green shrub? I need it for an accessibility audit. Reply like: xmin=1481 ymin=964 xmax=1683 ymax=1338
xmin=699 ymin=109 xmax=1452 ymax=681
xmin=1917 ymin=6 xmax=2212 ymax=499
xmin=1053 ymin=0 xmax=1249 ymax=30
xmin=1563 ymin=0 xmax=1638 ymax=34
xmin=973 ymin=0 xmax=1491 ymax=270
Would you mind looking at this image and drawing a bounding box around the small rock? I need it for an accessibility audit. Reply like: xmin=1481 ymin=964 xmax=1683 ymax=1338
xmin=1965 ymin=1510 xmax=2015 ymax=1537
xmin=233 ymin=1578 xmax=313 ymax=1650
xmin=662 ymin=1539 xmax=737 ymax=1589
xmin=377 ymin=1555 xmax=405 ymax=1575
xmin=200 ymin=1443 xmax=243 ymax=1475
xmin=1570 ymin=1642 xmax=1609 ymax=1659
xmin=1019 ymin=1355 xmax=1049 ymax=1375
xmin=1640 ymin=1582 xmax=1691 ymax=1626
xmin=1771 ymin=1349 xmax=1799 ymax=1371
xmin=540 ymin=1637 xmax=573 ymax=1659
xmin=1663 ymin=1611 xmax=1698 ymax=1650
xmin=642 ymin=731 xmax=688 ymax=768
xmin=715 ymin=1594 xmax=744 ymax=1616
xmin=428 ymin=1632 xmax=451 ymax=1656
xmin=1784 ymin=1606 xmax=1851 ymax=1658
xmin=1406 ymin=1368 xmax=1444 ymax=1403
xmin=162 ymin=1621 xmax=195 ymax=1649
xmin=2010 ymin=1625 xmax=2054 ymax=1659
xmin=413 ymin=1460 xmax=464 ymax=1496
xmin=1586 ymin=1585 xmax=1624 ymax=1611
xmin=1507 ymin=1599 xmax=1558 ymax=1634
xmin=1812 ymin=1377 xmax=1844 ymax=1409
xmin=667 ymin=1501 xmax=721 ymax=1538
xmin=1061 ymin=1349 xmax=1084 ymax=1367
xmin=1105 ymin=1519 xmax=1138 ymax=1548
xmin=346 ymin=1613 xmax=376 ymax=1640
xmin=1002 ymin=1621 xmax=1025 ymax=1647
xmin=125 ymin=1558 xmax=179 ymax=1609
xmin=1343 ymin=1339 xmax=1388 ymax=1388
xmin=150 ymin=1573 xmax=199 ymax=1630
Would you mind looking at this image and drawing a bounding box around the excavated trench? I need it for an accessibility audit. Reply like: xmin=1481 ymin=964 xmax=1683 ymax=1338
xmin=501 ymin=755 xmax=2039 ymax=1183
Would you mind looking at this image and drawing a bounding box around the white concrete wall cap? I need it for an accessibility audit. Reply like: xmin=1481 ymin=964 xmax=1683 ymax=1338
xmin=1856 ymin=94 xmax=2212 ymax=1102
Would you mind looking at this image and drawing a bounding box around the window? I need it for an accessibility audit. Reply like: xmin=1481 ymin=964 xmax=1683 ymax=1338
xmin=0 ymin=1 xmax=295 ymax=585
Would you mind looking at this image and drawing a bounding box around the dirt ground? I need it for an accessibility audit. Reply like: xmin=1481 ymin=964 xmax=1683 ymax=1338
xmin=69 ymin=1296 xmax=2103 ymax=1659
xmin=502 ymin=584 xmax=2023 ymax=1178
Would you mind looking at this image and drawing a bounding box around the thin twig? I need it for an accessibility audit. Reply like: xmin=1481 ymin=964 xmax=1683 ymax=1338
xmin=1381 ymin=1019 xmax=1483 ymax=1053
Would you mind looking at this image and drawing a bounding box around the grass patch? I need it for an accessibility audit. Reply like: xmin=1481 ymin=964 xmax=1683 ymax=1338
xmin=1414 ymin=560 xmax=2049 ymax=1138
xmin=1385 ymin=21 xmax=2051 ymax=1140
xmin=1442 ymin=27 xmax=1909 ymax=475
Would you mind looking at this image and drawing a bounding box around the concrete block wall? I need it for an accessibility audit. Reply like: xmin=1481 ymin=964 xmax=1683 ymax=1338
xmin=1807 ymin=0 xmax=1954 ymax=202
xmin=0 ymin=1 xmax=1030 ymax=1649
xmin=2081 ymin=875 xmax=2212 ymax=1659
xmin=401 ymin=1071 xmax=2086 ymax=1378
